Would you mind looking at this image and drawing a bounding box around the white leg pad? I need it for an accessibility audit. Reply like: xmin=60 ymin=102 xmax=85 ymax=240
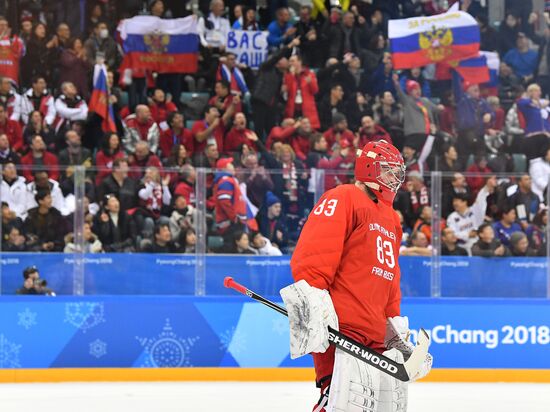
xmin=326 ymin=348 xmax=379 ymax=412
xmin=378 ymin=349 xmax=408 ymax=412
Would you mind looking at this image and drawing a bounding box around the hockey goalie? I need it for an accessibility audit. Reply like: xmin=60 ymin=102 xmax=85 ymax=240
xmin=281 ymin=141 xmax=433 ymax=411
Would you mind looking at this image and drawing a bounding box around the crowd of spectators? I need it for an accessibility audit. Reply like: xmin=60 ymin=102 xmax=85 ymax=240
xmin=0 ymin=0 xmax=549 ymax=256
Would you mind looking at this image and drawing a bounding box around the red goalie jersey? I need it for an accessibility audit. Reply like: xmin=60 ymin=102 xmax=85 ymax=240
xmin=290 ymin=183 xmax=403 ymax=385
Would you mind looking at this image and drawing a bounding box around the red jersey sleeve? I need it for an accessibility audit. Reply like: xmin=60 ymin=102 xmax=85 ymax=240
xmin=290 ymin=188 xmax=353 ymax=290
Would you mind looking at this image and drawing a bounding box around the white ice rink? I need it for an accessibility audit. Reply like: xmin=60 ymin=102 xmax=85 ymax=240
xmin=0 ymin=381 xmax=549 ymax=412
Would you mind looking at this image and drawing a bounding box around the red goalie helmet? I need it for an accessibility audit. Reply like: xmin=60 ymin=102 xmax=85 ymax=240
xmin=355 ymin=140 xmax=406 ymax=203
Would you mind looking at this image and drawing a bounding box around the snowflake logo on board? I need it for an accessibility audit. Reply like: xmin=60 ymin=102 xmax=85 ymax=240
xmin=64 ymin=302 xmax=105 ymax=333
xmin=17 ymin=308 xmax=37 ymax=330
xmin=0 ymin=335 xmax=21 ymax=368
xmin=89 ymin=339 xmax=107 ymax=359
xmin=136 ymin=319 xmax=198 ymax=367
xmin=219 ymin=327 xmax=247 ymax=355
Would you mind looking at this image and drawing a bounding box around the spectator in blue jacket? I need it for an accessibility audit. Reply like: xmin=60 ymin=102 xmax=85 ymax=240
xmin=267 ymin=7 xmax=296 ymax=49
xmin=504 ymin=32 xmax=538 ymax=82
xmin=516 ymin=83 xmax=550 ymax=159
xmin=456 ymin=82 xmax=494 ymax=161
xmin=493 ymin=206 xmax=522 ymax=247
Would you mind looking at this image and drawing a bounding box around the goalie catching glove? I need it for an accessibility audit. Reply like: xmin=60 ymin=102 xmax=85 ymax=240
xmin=384 ymin=316 xmax=433 ymax=381
xmin=280 ymin=279 xmax=338 ymax=359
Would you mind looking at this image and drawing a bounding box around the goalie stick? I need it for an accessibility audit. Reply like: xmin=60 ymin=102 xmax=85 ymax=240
xmin=224 ymin=276 xmax=430 ymax=383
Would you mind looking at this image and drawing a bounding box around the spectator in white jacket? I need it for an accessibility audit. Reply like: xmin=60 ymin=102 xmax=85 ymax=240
xmin=251 ymin=231 xmax=283 ymax=256
xmin=197 ymin=0 xmax=230 ymax=50
xmin=529 ymin=148 xmax=550 ymax=201
xmin=26 ymin=170 xmax=70 ymax=216
xmin=21 ymin=76 xmax=57 ymax=126
xmin=1 ymin=162 xmax=28 ymax=219
xmin=54 ymin=82 xmax=88 ymax=133
xmin=446 ymin=176 xmax=497 ymax=254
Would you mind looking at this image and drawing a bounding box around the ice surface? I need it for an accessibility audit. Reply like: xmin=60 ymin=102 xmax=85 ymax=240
xmin=0 ymin=381 xmax=548 ymax=412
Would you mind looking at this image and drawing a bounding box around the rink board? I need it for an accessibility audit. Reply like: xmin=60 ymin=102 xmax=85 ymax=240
xmin=0 ymin=253 xmax=548 ymax=297
xmin=0 ymin=296 xmax=548 ymax=382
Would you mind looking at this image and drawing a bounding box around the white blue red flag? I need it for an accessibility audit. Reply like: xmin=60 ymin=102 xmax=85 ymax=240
xmin=118 ymin=15 xmax=199 ymax=73
xmin=89 ymin=64 xmax=117 ymax=133
xmin=389 ymin=4 xmax=480 ymax=70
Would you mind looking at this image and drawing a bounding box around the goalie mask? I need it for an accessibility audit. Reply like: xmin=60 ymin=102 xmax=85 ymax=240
xmin=355 ymin=140 xmax=406 ymax=204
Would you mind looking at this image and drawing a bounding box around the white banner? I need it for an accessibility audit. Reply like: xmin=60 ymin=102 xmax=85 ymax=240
xmin=226 ymin=30 xmax=268 ymax=69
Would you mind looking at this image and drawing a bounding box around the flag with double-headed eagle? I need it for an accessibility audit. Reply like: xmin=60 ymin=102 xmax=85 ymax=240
xmin=388 ymin=4 xmax=480 ymax=70
xmin=118 ymin=15 xmax=199 ymax=73
xmin=89 ymin=64 xmax=116 ymax=133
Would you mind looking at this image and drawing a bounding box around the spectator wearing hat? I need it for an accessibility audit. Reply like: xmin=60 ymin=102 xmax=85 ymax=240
xmin=472 ymin=223 xmax=510 ymax=257
xmin=509 ymin=231 xmax=537 ymax=256
xmin=283 ymin=54 xmax=320 ymax=129
xmin=257 ymin=191 xmax=289 ymax=251
xmin=322 ymin=112 xmax=354 ymax=150
xmin=357 ymin=115 xmax=392 ymax=146
xmin=456 ymin=82 xmax=494 ymax=161
xmin=504 ymin=32 xmax=538 ymax=82
xmin=516 ymin=83 xmax=550 ymax=160
xmin=441 ymin=227 xmax=468 ymax=256
xmin=213 ymin=157 xmax=247 ymax=234
xmin=393 ymin=73 xmax=442 ymax=151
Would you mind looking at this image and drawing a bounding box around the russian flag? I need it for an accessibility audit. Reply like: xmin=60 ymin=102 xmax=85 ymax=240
xmin=454 ymin=54 xmax=490 ymax=84
xmin=389 ymin=4 xmax=480 ymax=70
xmin=240 ymin=183 xmax=259 ymax=231
xmin=89 ymin=64 xmax=117 ymax=133
xmin=118 ymin=15 xmax=199 ymax=74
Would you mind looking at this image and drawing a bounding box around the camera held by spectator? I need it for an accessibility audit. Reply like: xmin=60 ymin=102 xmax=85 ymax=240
xmin=16 ymin=266 xmax=55 ymax=296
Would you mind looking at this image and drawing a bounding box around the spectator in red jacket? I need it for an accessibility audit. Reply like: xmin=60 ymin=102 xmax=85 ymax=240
xmin=159 ymin=112 xmax=194 ymax=159
xmin=322 ymin=112 xmax=354 ymax=150
xmin=357 ymin=115 xmax=392 ymax=146
xmin=266 ymin=118 xmax=297 ymax=148
xmin=466 ymin=155 xmax=492 ymax=197
xmin=128 ymin=141 xmax=163 ymax=180
xmin=149 ymin=88 xmax=178 ymax=131
xmin=94 ymin=133 xmax=125 ymax=186
xmin=290 ymin=117 xmax=313 ymax=162
xmin=191 ymin=98 xmax=238 ymax=155
xmin=21 ymin=134 xmax=59 ymax=181
xmin=283 ymin=54 xmax=320 ymax=129
xmin=208 ymin=79 xmax=242 ymax=116
xmin=224 ymin=112 xmax=259 ymax=154
xmin=174 ymin=164 xmax=196 ymax=206
xmin=0 ymin=103 xmax=22 ymax=152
